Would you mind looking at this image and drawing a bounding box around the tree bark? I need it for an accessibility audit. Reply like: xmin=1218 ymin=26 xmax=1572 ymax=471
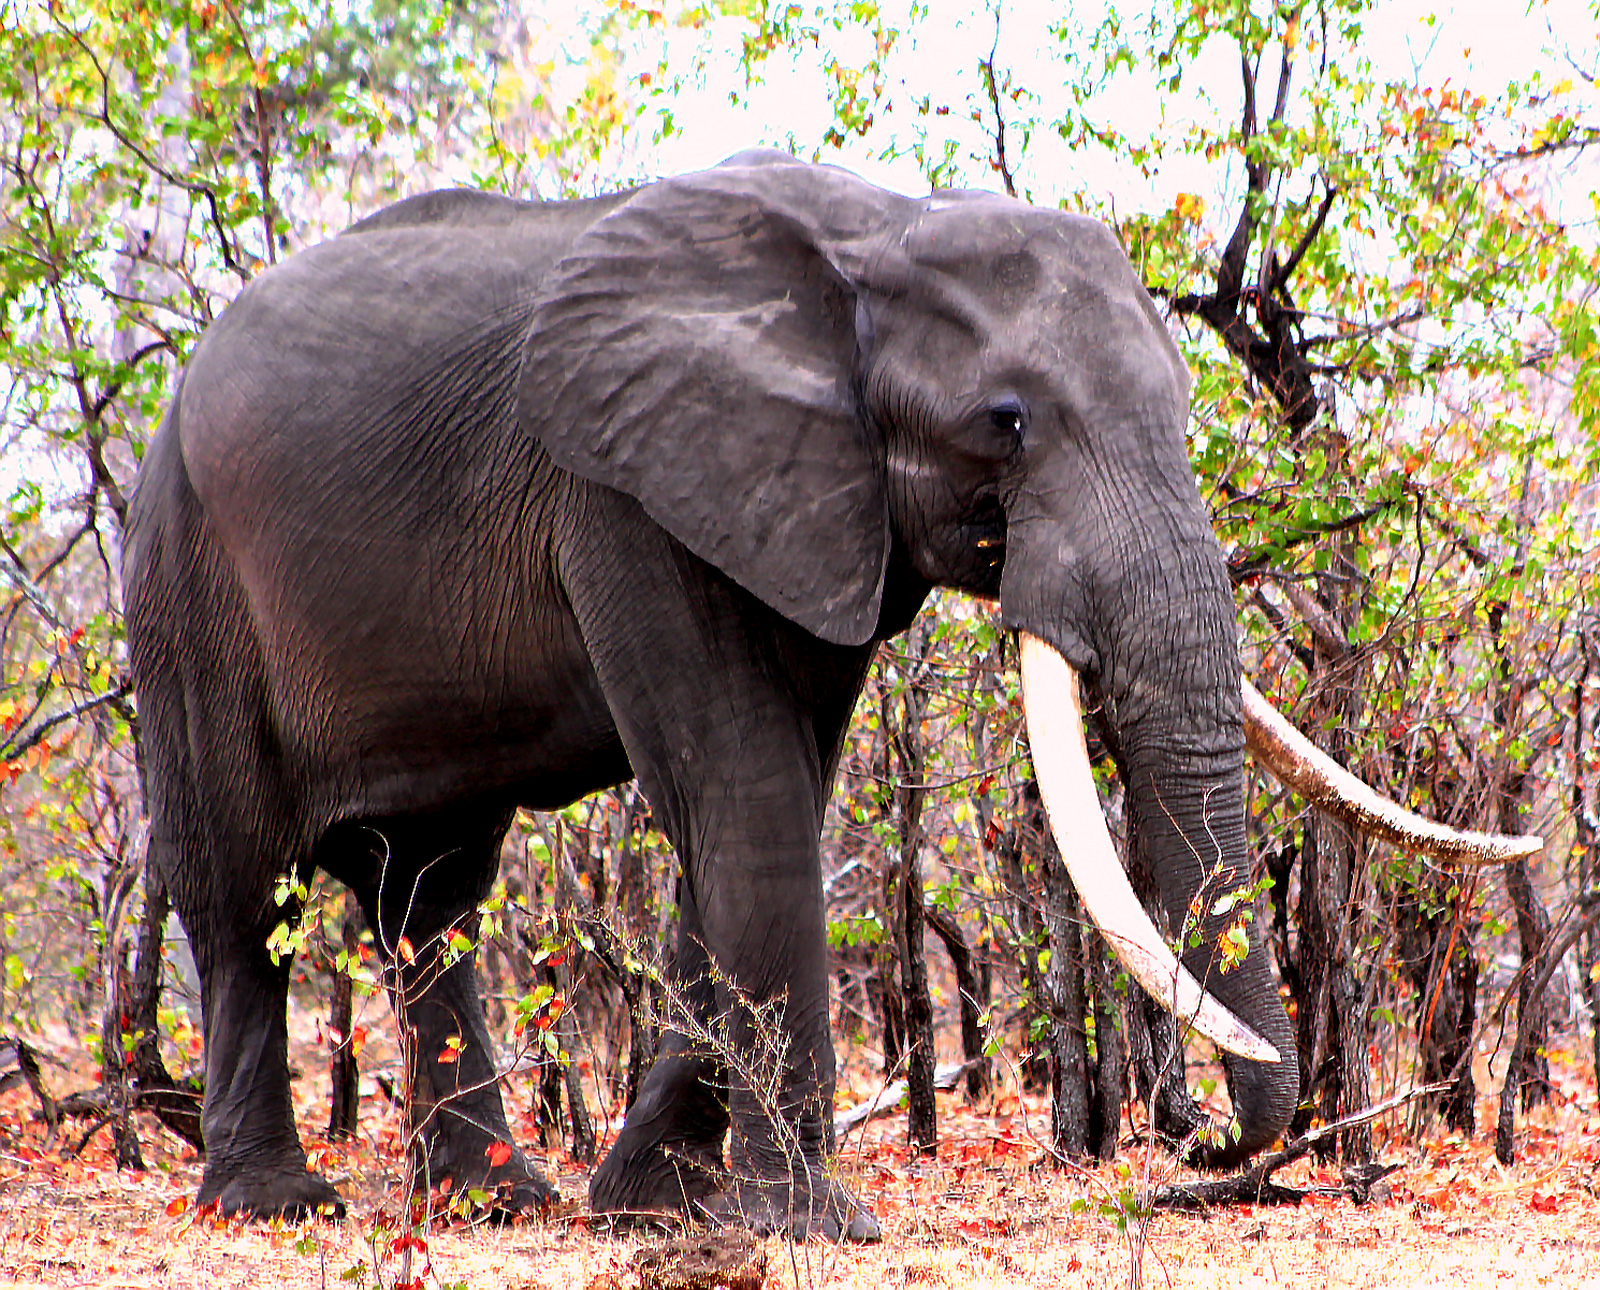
xmin=1041 ymin=868 xmax=1090 ymax=1161
xmin=1088 ymin=931 xmax=1125 ymax=1159
xmin=1397 ymin=881 xmax=1478 ymax=1136
xmin=1288 ymin=497 xmax=1373 ymax=1164
xmin=1003 ymin=776 xmax=1091 ymax=1160
xmin=1127 ymin=987 xmax=1209 ymax=1152
xmin=1577 ymin=634 xmax=1600 ymax=1110
xmin=328 ymin=910 xmax=362 ymax=1141
xmin=888 ymin=665 xmax=937 ymax=1156
xmin=923 ymin=902 xmax=992 ymax=1099
xmin=998 ymin=799 xmax=1050 ymax=1093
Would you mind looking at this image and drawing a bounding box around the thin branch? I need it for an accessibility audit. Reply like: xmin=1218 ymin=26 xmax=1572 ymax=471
xmin=1227 ymin=499 xmax=1396 ymax=582
xmin=1270 ymin=179 xmax=1336 ymax=297
xmin=0 ymin=682 xmax=134 ymax=761
xmin=49 ymin=9 xmax=251 ymax=280
xmin=978 ymin=5 xmax=1016 ymax=199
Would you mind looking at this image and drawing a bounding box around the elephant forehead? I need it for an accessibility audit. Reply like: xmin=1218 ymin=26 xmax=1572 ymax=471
xmin=906 ymin=201 xmax=1133 ymax=291
xmin=877 ymin=227 xmax=1186 ymax=417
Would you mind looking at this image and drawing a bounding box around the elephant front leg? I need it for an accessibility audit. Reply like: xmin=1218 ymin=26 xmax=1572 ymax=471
xmin=564 ymin=511 xmax=881 ymax=1240
xmin=688 ymin=865 xmax=879 ymax=1243
xmin=590 ymin=881 xmax=731 ymax=1219
xmin=192 ymin=929 xmax=345 ymax=1219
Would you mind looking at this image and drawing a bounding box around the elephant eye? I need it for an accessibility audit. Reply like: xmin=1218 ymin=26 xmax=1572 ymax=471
xmin=988 ymin=401 xmax=1027 ymax=440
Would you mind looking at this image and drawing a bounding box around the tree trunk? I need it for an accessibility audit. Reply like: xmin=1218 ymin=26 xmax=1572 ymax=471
xmin=614 ymin=790 xmax=659 ymax=1111
xmin=328 ymin=909 xmax=362 ymax=1141
xmin=1397 ymin=881 xmax=1478 ymax=1137
xmin=1040 ymin=863 xmax=1090 ymax=1161
xmin=1003 ymin=776 xmax=1091 ymax=1160
xmin=923 ymin=903 xmax=992 ymax=1099
xmin=888 ymin=665 xmax=937 ymax=1156
xmin=998 ymin=795 xmax=1050 ymax=1094
xmin=1127 ymin=988 xmax=1209 ymax=1152
xmin=1288 ymin=518 xmax=1373 ymax=1164
xmin=537 ymin=964 xmax=566 ymax=1149
xmin=1577 ymin=634 xmax=1600 ymax=1111
xmin=555 ymin=964 xmax=598 ymax=1165
xmin=1088 ymin=931 xmax=1125 ymax=1159
xmin=98 ymin=848 xmax=146 ymax=1170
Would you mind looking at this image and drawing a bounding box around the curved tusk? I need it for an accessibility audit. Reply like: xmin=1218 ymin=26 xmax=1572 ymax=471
xmin=1019 ymin=633 xmax=1280 ymax=1064
xmin=1241 ymin=678 xmax=1542 ymax=866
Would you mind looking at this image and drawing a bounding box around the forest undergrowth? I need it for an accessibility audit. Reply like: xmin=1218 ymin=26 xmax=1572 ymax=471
xmin=2 ymin=1002 xmax=1598 ymax=1290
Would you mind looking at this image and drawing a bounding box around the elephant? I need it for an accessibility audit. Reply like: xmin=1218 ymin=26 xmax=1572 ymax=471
xmin=123 ymin=150 xmax=1533 ymax=1237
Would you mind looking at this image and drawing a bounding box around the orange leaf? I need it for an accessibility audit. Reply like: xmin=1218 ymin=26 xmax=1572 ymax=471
xmin=438 ymin=1046 xmax=458 ymax=1064
xmin=397 ymin=936 xmax=415 ymax=964
xmin=165 ymin=1195 xmax=191 ymax=1217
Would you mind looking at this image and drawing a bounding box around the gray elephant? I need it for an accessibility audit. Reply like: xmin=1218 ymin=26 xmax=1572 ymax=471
xmin=123 ymin=151 xmax=1526 ymax=1236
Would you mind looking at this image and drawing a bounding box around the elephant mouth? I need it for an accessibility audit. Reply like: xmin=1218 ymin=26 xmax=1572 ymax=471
xmin=1016 ymin=632 xmax=1542 ymax=1063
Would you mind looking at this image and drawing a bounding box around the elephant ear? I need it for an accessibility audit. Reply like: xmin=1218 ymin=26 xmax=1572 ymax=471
xmin=520 ymin=158 xmax=906 ymax=647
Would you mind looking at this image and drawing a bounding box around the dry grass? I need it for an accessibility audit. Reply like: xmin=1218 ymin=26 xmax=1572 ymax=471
xmin=3 ymin=1024 xmax=1599 ymax=1289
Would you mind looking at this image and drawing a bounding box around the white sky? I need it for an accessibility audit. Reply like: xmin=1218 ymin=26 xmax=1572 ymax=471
xmin=620 ymin=0 xmax=1598 ymax=230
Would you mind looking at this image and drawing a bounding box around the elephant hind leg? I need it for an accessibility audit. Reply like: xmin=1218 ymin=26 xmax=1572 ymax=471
xmin=173 ymin=864 xmax=344 ymax=1220
xmin=322 ymin=807 xmax=556 ymax=1214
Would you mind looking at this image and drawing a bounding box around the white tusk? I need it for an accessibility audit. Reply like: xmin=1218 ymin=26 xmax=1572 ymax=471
xmin=1241 ymin=678 xmax=1542 ymax=866
xmin=1018 ymin=633 xmax=1280 ymax=1064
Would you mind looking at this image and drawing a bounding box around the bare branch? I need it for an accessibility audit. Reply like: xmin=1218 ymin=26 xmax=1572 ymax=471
xmin=978 ymin=5 xmax=1016 ymax=198
xmin=1270 ymin=179 xmax=1336 ymax=296
xmin=1149 ymin=1082 xmax=1442 ymax=1210
xmin=0 ymin=682 xmax=134 ymax=761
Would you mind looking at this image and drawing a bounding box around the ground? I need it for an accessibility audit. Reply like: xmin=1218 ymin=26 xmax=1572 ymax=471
xmin=2 ymin=1021 xmax=1599 ymax=1289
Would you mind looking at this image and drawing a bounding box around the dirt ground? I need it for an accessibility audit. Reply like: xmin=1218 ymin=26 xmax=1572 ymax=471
xmin=3 ymin=1028 xmax=1599 ymax=1290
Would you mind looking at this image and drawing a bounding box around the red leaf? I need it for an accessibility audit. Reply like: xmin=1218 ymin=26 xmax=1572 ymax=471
xmin=437 ymin=1046 xmax=458 ymax=1064
xmin=486 ymin=1141 xmax=513 ymax=1167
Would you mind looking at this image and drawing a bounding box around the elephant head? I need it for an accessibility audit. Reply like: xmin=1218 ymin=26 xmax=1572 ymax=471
xmin=519 ymin=152 xmax=1533 ymax=1169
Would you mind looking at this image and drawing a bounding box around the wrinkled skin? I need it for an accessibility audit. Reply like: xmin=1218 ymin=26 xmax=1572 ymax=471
xmin=123 ymin=152 xmax=1297 ymax=1232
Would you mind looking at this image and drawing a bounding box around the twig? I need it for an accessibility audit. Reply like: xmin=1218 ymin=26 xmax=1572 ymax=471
xmin=978 ymin=5 xmax=1017 ymax=199
xmin=0 ymin=682 xmax=133 ymax=760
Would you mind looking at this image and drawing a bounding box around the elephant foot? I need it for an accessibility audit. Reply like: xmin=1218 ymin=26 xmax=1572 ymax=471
xmin=199 ymin=1166 xmax=346 ymax=1222
xmin=695 ymin=1174 xmax=879 ymax=1243
xmin=589 ymin=1049 xmax=731 ymax=1224
xmin=589 ymin=1133 xmax=725 ymax=1223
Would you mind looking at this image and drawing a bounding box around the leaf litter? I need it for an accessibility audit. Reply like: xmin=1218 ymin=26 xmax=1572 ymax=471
xmin=2 ymin=1027 xmax=1598 ymax=1289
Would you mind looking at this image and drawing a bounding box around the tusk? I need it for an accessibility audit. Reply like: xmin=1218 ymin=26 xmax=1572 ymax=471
xmin=1242 ymin=678 xmax=1542 ymax=866
xmin=1018 ymin=633 xmax=1280 ymax=1064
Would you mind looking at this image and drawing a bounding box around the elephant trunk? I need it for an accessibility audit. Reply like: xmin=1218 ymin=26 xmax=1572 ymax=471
xmin=1020 ymin=635 xmax=1299 ymax=1165
xmin=1113 ymin=713 xmax=1300 ymax=1166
